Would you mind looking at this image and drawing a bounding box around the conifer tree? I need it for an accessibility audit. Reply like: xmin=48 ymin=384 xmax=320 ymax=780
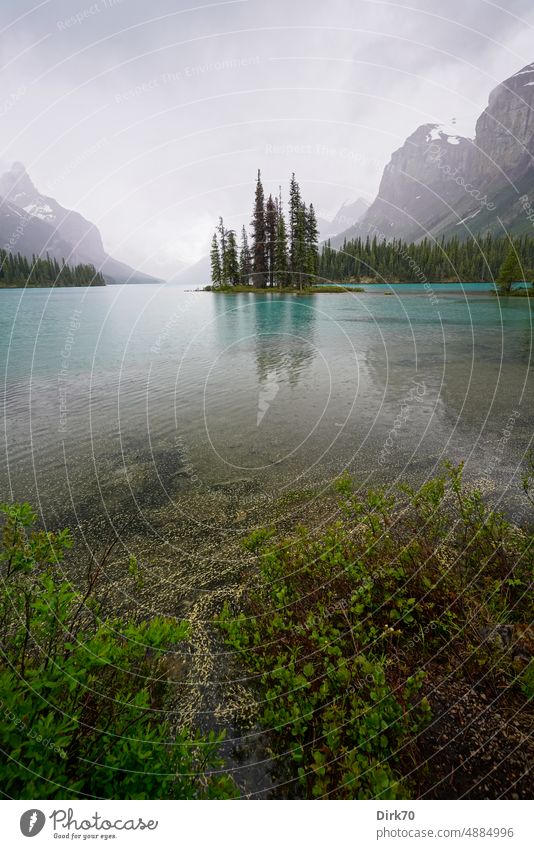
xmin=288 ymin=172 xmax=302 ymax=282
xmin=217 ymin=217 xmax=228 ymax=285
xmin=496 ymin=245 xmax=523 ymax=293
xmin=251 ymin=169 xmax=267 ymax=287
xmin=306 ymin=202 xmax=319 ymax=283
xmin=210 ymin=232 xmax=222 ymax=287
xmin=274 ymin=188 xmax=289 ymax=288
xmin=224 ymin=229 xmax=240 ymax=286
xmin=265 ymin=194 xmax=278 ymax=287
xmin=294 ymin=201 xmax=308 ymax=289
xmin=239 ymin=226 xmax=252 ymax=285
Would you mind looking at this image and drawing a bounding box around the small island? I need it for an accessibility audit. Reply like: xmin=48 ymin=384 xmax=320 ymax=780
xmin=207 ymin=171 xmax=322 ymax=291
xmin=204 ymin=283 xmax=363 ymax=294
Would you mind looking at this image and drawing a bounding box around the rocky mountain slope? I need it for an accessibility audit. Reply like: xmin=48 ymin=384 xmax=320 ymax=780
xmin=317 ymin=197 xmax=369 ymax=241
xmin=0 ymin=163 xmax=159 ymax=283
xmin=330 ymin=62 xmax=534 ymax=247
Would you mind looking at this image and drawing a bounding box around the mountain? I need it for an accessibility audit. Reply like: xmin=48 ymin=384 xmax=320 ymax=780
xmin=0 ymin=163 xmax=160 ymax=283
xmin=176 ymin=251 xmax=212 ymax=288
xmin=317 ymin=197 xmax=369 ymax=241
xmin=329 ymin=198 xmax=370 ymax=234
xmin=331 ymin=62 xmax=534 ymax=247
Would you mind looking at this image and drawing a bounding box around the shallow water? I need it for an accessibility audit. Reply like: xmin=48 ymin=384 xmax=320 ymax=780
xmin=1 ymin=284 xmax=532 ymax=527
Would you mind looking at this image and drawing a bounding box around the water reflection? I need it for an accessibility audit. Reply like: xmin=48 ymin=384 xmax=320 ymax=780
xmin=249 ymin=295 xmax=317 ymax=388
xmin=1 ymin=286 xmax=532 ymax=521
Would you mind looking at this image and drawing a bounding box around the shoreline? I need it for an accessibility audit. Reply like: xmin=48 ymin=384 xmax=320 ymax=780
xmin=193 ymin=283 xmax=534 ymax=297
xmin=13 ymin=460 xmax=532 ymax=799
xmin=201 ymin=284 xmax=363 ymax=294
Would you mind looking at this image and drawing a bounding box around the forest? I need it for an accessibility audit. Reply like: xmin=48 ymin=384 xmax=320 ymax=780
xmin=0 ymin=250 xmax=106 ymax=288
xmin=319 ymin=231 xmax=534 ymax=286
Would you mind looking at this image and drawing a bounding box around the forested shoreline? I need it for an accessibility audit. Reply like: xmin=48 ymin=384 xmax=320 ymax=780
xmin=319 ymin=231 xmax=534 ymax=286
xmin=0 ymin=250 xmax=106 ymax=288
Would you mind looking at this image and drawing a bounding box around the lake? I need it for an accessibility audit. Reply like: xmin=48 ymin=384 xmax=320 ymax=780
xmin=1 ymin=284 xmax=532 ymax=536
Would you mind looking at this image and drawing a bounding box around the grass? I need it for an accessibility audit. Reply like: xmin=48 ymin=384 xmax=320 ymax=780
xmin=203 ymin=284 xmax=363 ymax=294
xmin=306 ymin=285 xmax=364 ymax=293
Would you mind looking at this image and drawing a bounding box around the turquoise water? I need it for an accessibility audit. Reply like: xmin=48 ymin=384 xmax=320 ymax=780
xmin=325 ymin=282 xmax=498 ymax=292
xmin=363 ymin=281 xmax=497 ymax=292
xmin=1 ymin=285 xmax=532 ymax=525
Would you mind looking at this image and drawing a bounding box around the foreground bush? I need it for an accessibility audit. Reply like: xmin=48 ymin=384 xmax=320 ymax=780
xmin=220 ymin=463 xmax=533 ymax=799
xmin=0 ymin=503 xmax=236 ymax=799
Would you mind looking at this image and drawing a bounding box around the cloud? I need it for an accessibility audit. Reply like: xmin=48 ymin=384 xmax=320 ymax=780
xmin=2 ymin=0 xmax=533 ymax=275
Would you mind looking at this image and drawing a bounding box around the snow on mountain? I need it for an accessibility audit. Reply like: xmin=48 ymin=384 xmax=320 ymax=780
xmin=0 ymin=162 xmax=160 ymax=283
xmin=330 ymin=61 xmax=534 ymax=247
xmin=22 ymin=202 xmax=55 ymax=221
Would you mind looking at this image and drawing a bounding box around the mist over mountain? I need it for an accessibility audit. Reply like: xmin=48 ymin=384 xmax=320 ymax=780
xmin=317 ymin=198 xmax=370 ymax=242
xmin=4 ymin=61 xmax=534 ymax=285
xmin=0 ymin=163 xmax=159 ymax=284
xmin=329 ymin=63 xmax=534 ymax=248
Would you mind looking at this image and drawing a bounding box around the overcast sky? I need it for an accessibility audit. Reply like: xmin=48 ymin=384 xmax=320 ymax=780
xmin=1 ymin=0 xmax=534 ymax=277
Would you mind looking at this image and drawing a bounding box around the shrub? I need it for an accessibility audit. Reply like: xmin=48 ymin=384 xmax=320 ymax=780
xmin=219 ymin=464 xmax=533 ymax=799
xmin=0 ymin=503 xmax=236 ymax=799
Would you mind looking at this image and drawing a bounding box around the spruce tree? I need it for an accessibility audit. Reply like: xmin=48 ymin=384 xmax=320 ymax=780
xmin=294 ymin=202 xmax=308 ymax=289
xmin=265 ymin=194 xmax=277 ymax=287
xmin=306 ymin=202 xmax=319 ymax=283
xmin=251 ymin=169 xmax=267 ymax=287
xmin=217 ymin=217 xmax=227 ymax=285
xmin=210 ymin=232 xmax=222 ymax=287
xmin=239 ymin=226 xmax=252 ymax=286
xmin=496 ymin=245 xmax=523 ymax=293
xmin=274 ymin=189 xmax=289 ymax=288
xmin=224 ymin=229 xmax=240 ymax=286
xmin=288 ymin=173 xmax=302 ymax=283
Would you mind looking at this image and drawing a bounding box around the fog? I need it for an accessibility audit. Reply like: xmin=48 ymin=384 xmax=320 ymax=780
xmin=1 ymin=0 xmax=534 ymax=278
